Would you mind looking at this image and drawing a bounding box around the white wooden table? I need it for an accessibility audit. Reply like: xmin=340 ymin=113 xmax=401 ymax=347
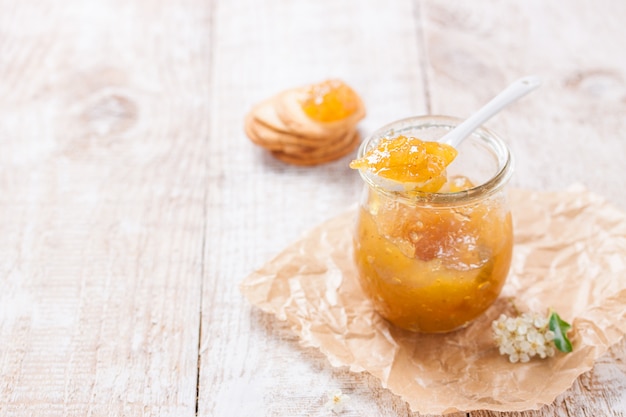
xmin=1 ymin=0 xmax=625 ymax=416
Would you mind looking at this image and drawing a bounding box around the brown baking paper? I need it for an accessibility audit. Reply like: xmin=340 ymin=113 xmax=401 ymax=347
xmin=240 ymin=185 xmax=626 ymax=414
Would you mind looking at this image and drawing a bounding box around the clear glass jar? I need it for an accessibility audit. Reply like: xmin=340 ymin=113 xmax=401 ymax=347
xmin=353 ymin=115 xmax=514 ymax=333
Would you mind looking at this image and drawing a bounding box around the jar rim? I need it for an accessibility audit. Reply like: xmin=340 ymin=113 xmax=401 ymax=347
xmin=356 ymin=115 xmax=514 ymax=206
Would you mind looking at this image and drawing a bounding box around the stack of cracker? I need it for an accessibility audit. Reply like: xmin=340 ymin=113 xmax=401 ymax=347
xmin=245 ymin=80 xmax=365 ymax=166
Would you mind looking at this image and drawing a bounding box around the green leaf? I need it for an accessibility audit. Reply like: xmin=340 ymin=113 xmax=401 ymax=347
xmin=549 ymin=312 xmax=573 ymax=353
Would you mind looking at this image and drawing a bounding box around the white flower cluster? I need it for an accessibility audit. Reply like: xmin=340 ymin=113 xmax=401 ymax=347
xmin=492 ymin=312 xmax=556 ymax=363
xmin=324 ymin=389 xmax=351 ymax=413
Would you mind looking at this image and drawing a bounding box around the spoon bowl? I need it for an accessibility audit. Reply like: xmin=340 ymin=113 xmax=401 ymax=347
xmin=362 ymin=76 xmax=541 ymax=192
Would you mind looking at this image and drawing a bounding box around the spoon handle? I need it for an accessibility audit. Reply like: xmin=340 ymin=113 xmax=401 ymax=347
xmin=440 ymin=75 xmax=542 ymax=148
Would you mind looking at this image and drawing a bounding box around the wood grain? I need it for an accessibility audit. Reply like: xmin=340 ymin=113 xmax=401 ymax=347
xmin=0 ymin=0 xmax=211 ymax=415
xmin=421 ymin=0 xmax=626 ymax=210
xmin=199 ymin=0 xmax=626 ymax=416
xmin=1 ymin=0 xmax=625 ymax=416
xmin=197 ymin=0 xmax=433 ymax=415
xmin=421 ymin=1 xmax=626 ymax=416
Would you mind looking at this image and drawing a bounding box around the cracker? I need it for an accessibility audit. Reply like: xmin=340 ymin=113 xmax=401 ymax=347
xmin=274 ymin=88 xmax=364 ymax=140
xmin=250 ymin=97 xmax=291 ymax=133
xmin=244 ymin=112 xmax=285 ymax=151
xmin=271 ymin=130 xmax=361 ymax=166
xmin=286 ymin=128 xmax=357 ymax=158
xmin=249 ymin=114 xmax=326 ymax=147
xmin=245 ymin=80 xmax=366 ymax=165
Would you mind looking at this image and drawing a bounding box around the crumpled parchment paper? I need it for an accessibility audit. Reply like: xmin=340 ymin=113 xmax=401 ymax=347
xmin=240 ymin=185 xmax=626 ymax=414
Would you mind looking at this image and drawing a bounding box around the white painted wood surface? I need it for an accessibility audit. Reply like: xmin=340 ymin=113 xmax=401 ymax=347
xmin=1 ymin=0 xmax=625 ymax=416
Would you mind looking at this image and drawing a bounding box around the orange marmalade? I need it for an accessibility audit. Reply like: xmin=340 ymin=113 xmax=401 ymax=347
xmin=301 ymin=79 xmax=359 ymax=122
xmin=351 ymin=116 xmax=513 ymax=333
xmin=350 ymin=135 xmax=458 ymax=193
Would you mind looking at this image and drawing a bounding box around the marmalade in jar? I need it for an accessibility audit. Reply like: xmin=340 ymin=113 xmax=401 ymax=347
xmin=351 ymin=116 xmax=514 ymax=333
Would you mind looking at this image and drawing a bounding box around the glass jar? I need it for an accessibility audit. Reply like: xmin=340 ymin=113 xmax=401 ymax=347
xmin=353 ymin=115 xmax=514 ymax=333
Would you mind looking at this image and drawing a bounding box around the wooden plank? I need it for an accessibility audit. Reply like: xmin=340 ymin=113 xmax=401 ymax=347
xmin=197 ymin=0 xmax=454 ymax=416
xmin=201 ymin=0 xmax=626 ymax=415
xmin=0 ymin=0 xmax=211 ymax=415
xmin=421 ymin=1 xmax=626 ymax=416
xmin=421 ymin=0 xmax=626 ymax=210
xmin=2 ymin=0 xmax=623 ymax=416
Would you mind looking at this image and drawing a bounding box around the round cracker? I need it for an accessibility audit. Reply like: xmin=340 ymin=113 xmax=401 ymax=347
xmin=271 ymin=129 xmax=354 ymax=159
xmin=271 ymin=130 xmax=361 ymax=166
xmin=247 ymin=108 xmax=349 ymax=153
xmin=274 ymin=87 xmax=365 ymax=140
xmin=249 ymin=97 xmax=292 ymax=133
xmin=285 ymin=127 xmax=357 ymax=158
xmin=249 ymin=114 xmax=331 ymax=147
xmin=244 ymin=112 xmax=287 ymax=151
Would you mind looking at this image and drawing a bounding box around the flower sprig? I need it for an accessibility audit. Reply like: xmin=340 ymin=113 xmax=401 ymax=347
xmin=324 ymin=389 xmax=351 ymax=413
xmin=492 ymin=311 xmax=573 ymax=363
